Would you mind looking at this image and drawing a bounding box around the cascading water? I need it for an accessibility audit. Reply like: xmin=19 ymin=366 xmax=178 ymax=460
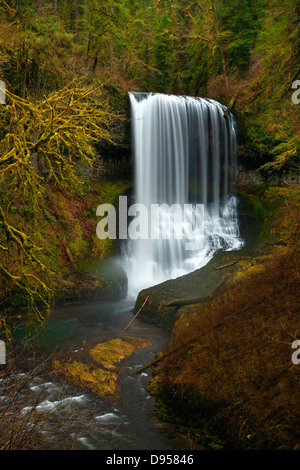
xmin=123 ymin=92 xmax=243 ymax=297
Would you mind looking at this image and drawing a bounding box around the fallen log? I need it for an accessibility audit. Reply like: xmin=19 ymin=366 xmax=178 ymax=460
xmin=133 ymin=357 xmax=161 ymax=375
xmin=266 ymin=241 xmax=287 ymax=247
xmin=166 ymin=280 xmax=226 ymax=308
xmin=214 ymin=260 xmax=239 ymax=270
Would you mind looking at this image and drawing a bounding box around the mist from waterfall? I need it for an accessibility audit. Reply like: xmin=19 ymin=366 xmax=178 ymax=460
xmin=122 ymin=92 xmax=243 ymax=298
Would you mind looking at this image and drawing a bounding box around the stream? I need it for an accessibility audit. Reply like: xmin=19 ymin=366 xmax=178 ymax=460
xmin=6 ymin=299 xmax=187 ymax=450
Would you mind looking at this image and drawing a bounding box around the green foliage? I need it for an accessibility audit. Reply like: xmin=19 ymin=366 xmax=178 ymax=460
xmin=0 ymin=81 xmax=115 ymax=341
xmin=0 ymin=1 xmax=78 ymax=96
xmin=0 ymin=81 xmax=113 ymax=202
xmin=236 ymin=0 xmax=300 ymax=166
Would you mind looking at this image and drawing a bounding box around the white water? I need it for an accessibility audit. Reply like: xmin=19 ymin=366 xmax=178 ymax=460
xmin=123 ymin=92 xmax=243 ymax=297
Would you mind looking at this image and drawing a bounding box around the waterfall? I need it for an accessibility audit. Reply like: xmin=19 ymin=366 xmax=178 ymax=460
xmin=123 ymin=92 xmax=243 ymax=297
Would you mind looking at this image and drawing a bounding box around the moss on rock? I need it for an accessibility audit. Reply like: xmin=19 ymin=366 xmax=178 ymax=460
xmin=53 ymin=336 xmax=151 ymax=397
xmin=90 ymin=337 xmax=151 ymax=370
xmin=53 ymin=360 xmax=118 ymax=396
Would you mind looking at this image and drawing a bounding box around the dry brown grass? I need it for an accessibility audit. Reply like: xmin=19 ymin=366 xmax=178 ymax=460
xmin=152 ymin=247 xmax=300 ymax=449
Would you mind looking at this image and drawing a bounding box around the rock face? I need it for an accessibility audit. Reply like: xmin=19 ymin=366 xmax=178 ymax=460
xmin=236 ymin=163 xmax=300 ymax=186
xmin=134 ymin=250 xmax=242 ymax=330
xmin=58 ymin=257 xmax=128 ymax=305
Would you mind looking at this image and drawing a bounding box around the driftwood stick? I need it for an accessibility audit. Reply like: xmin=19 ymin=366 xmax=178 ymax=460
xmin=214 ymin=260 xmax=239 ymax=270
xmin=122 ymin=296 xmax=149 ymax=333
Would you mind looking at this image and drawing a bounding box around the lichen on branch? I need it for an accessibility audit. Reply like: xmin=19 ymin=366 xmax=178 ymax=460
xmin=0 ymin=80 xmax=117 ymax=341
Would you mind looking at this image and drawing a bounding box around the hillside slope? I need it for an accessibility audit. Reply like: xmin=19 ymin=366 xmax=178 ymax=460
xmin=147 ymin=187 xmax=300 ymax=449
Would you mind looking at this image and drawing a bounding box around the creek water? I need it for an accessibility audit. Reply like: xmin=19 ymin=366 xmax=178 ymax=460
xmin=7 ymin=299 xmax=187 ymax=450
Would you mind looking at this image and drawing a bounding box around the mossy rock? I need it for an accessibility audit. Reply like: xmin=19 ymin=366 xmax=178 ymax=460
xmin=53 ymin=336 xmax=151 ymax=397
xmin=90 ymin=337 xmax=151 ymax=370
xmin=53 ymin=360 xmax=118 ymax=396
xmin=134 ymin=251 xmax=239 ymax=330
xmin=62 ymin=257 xmax=128 ymax=303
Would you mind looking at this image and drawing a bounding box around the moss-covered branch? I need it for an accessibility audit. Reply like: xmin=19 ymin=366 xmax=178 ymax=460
xmin=0 ymin=80 xmax=117 ymax=341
